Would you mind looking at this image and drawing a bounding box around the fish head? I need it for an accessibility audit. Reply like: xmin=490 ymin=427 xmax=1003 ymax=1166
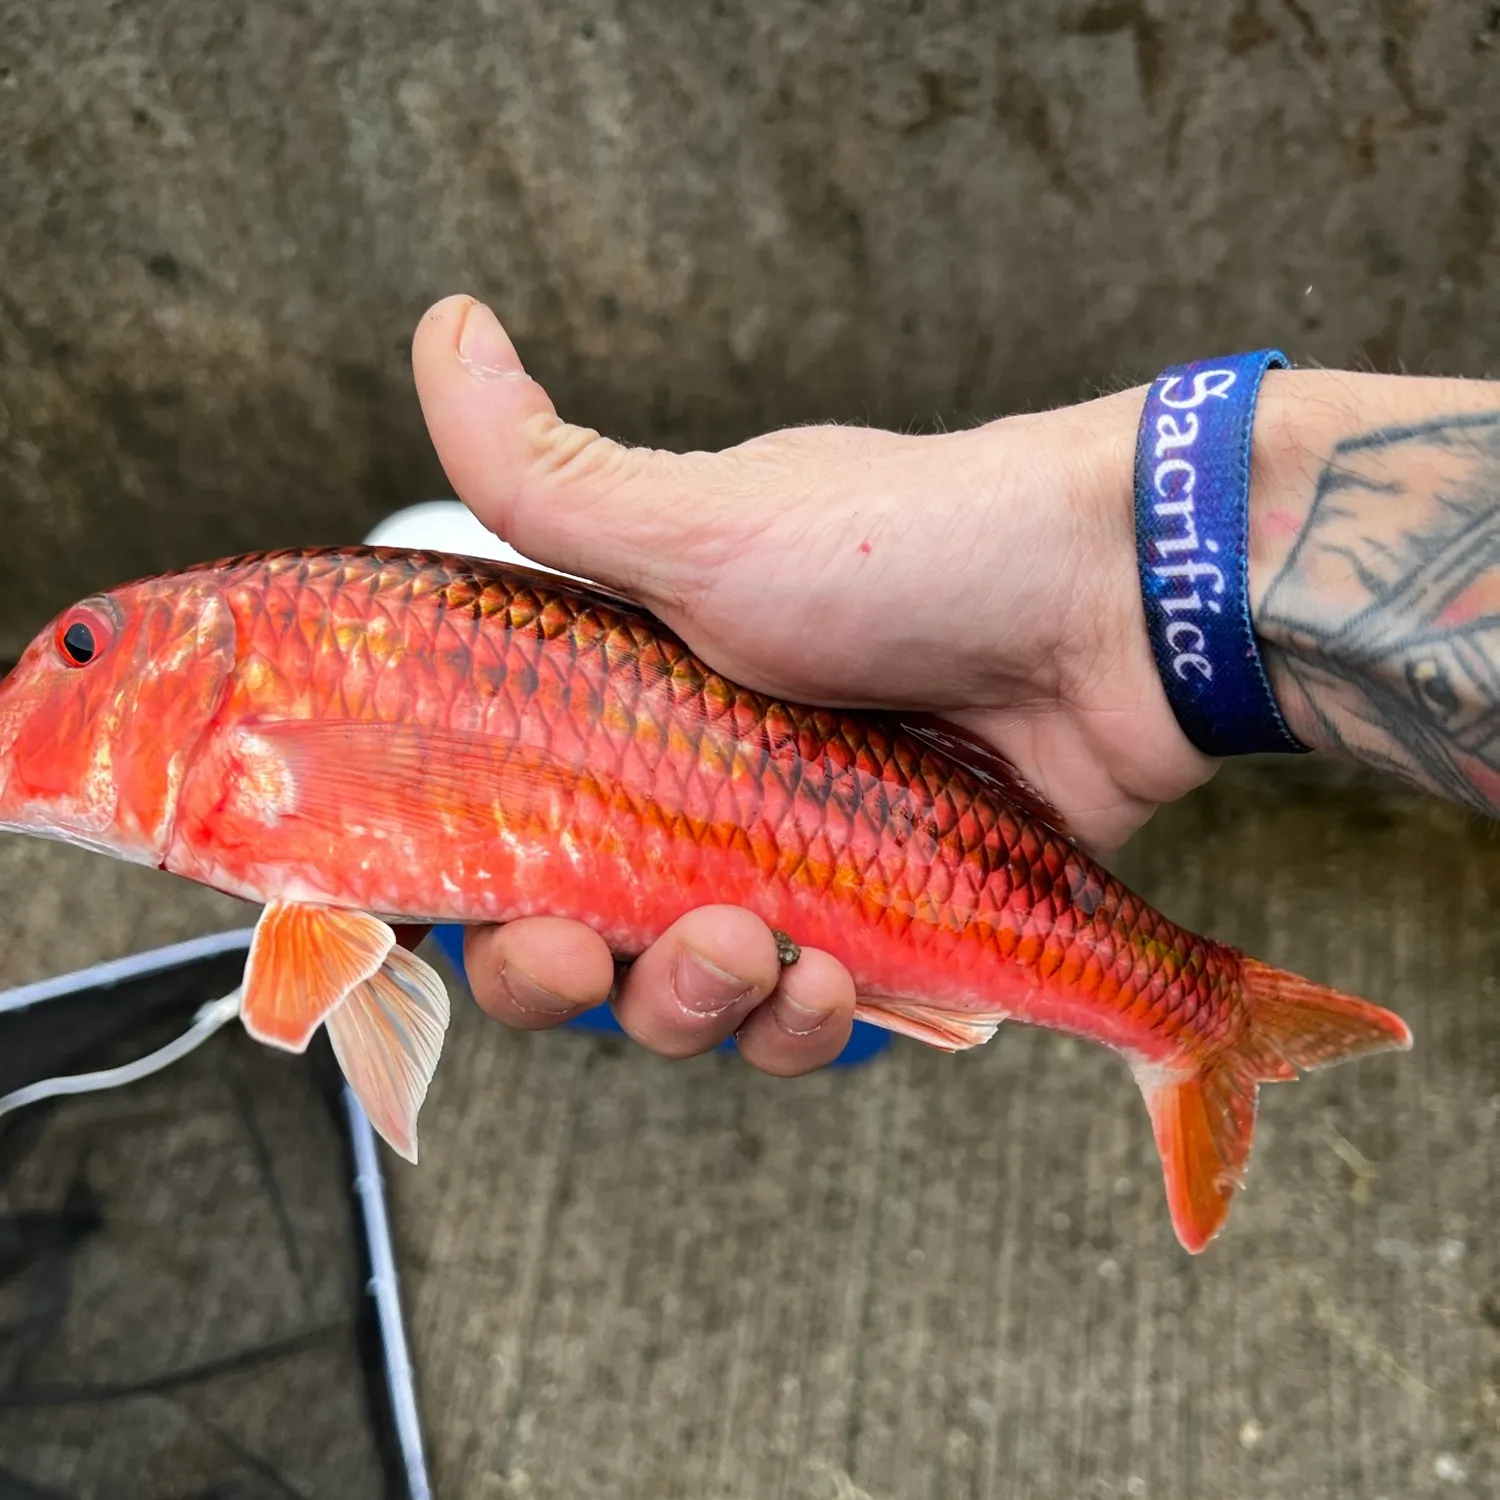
xmin=0 ymin=573 xmax=238 ymax=866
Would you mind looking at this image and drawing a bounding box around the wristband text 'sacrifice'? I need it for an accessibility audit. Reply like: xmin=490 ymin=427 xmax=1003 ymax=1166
xmin=1133 ymin=349 xmax=1309 ymax=758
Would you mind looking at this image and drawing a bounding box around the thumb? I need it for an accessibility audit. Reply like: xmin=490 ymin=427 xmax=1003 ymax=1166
xmin=411 ymin=295 xmax=721 ymax=602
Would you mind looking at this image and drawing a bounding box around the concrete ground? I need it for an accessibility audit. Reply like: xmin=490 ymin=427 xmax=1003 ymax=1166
xmin=1 ymin=757 xmax=1494 ymax=1499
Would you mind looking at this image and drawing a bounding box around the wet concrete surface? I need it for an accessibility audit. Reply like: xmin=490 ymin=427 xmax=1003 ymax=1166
xmin=0 ymin=758 xmax=1494 ymax=1498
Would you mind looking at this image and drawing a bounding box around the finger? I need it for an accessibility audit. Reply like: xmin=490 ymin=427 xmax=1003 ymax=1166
xmin=463 ymin=917 xmax=617 ymax=1031
xmin=731 ymin=948 xmax=857 ymax=1077
xmin=410 ymin=294 xmax=721 ymax=602
xmin=611 ymin=905 xmax=782 ymax=1059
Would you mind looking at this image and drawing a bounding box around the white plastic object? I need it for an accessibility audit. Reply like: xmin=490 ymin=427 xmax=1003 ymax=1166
xmin=363 ymin=501 xmax=582 ymax=582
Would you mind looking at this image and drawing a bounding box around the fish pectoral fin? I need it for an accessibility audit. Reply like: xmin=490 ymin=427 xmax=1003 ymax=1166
xmin=226 ymin=718 xmax=577 ymax=842
xmin=853 ymin=998 xmax=1004 ymax=1053
xmin=326 ymin=942 xmax=451 ymax=1163
xmin=241 ymin=900 xmax=396 ymax=1053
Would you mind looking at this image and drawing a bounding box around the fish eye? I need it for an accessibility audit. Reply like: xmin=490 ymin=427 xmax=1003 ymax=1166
xmin=56 ymin=602 xmax=117 ymax=669
xmin=63 ymin=622 xmax=97 ymax=665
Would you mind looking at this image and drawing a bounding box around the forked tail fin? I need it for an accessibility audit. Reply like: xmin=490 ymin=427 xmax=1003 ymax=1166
xmin=1135 ymin=958 xmax=1413 ymax=1254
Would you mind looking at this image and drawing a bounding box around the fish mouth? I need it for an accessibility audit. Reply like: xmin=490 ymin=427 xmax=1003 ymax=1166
xmin=0 ymin=698 xmax=138 ymax=865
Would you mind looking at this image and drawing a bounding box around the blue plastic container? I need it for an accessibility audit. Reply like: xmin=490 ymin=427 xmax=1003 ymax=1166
xmin=430 ymin=925 xmax=891 ymax=1067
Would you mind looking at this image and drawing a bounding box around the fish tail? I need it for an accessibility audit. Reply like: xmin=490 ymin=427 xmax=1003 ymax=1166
xmin=1136 ymin=958 xmax=1413 ymax=1255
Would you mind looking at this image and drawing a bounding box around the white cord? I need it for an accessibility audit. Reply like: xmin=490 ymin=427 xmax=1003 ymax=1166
xmin=0 ymin=989 xmax=243 ymax=1121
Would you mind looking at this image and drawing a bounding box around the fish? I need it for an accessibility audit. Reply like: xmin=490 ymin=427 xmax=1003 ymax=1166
xmin=0 ymin=546 xmax=1412 ymax=1252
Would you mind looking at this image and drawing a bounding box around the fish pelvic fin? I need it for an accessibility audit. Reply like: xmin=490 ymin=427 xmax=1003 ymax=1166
xmin=327 ymin=941 xmax=451 ymax=1164
xmin=241 ymin=900 xmax=395 ymax=1052
xmin=1137 ymin=959 xmax=1413 ymax=1255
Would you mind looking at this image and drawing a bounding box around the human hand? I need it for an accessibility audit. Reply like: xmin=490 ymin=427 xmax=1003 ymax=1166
xmin=410 ymin=295 xmax=1211 ymax=1073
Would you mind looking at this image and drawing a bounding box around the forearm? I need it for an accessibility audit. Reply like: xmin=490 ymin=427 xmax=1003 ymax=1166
xmin=1245 ymin=369 xmax=1500 ymax=817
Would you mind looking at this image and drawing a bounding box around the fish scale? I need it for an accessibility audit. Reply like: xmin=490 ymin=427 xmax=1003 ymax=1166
xmin=0 ymin=545 xmax=1414 ymax=1250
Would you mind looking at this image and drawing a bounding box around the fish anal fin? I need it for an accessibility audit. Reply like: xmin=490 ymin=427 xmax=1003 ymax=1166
xmin=241 ymin=901 xmax=395 ymax=1053
xmin=327 ymin=943 xmax=451 ymax=1163
xmin=854 ymin=997 xmax=1003 ymax=1053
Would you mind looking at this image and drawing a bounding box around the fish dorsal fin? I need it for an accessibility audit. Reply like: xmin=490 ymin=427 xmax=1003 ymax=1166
xmin=357 ymin=545 xmax=661 ymax=628
xmin=467 ymin=556 xmax=648 ymax=618
xmin=326 ymin=941 xmax=451 ymax=1163
xmin=240 ymin=900 xmax=395 ymax=1052
xmin=891 ymin=714 xmax=1075 ymax=844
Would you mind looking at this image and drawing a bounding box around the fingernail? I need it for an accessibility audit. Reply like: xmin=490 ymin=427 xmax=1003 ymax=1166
xmin=673 ymin=952 xmax=753 ymax=1019
xmin=776 ymin=994 xmax=831 ymax=1038
xmin=499 ymin=962 xmax=577 ymax=1018
xmin=458 ymin=299 xmax=524 ymax=377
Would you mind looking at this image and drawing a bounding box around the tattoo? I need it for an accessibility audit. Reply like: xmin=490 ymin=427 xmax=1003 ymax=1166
xmin=1258 ymin=411 xmax=1500 ymax=817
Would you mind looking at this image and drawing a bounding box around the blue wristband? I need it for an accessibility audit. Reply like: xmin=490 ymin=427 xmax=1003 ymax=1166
xmin=1133 ymin=348 xmax=1309 ymax=758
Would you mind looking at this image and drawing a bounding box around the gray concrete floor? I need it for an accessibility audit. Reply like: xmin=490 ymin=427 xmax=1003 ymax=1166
xmin=0 ymin=760 xmax=1495 ymax=1499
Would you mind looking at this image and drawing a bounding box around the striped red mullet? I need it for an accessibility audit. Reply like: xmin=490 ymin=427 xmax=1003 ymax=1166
xmin=0 ymin=548 xmax=1412 ymax=1251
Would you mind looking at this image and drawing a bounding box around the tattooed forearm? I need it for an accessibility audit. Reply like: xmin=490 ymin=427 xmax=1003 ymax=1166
xmin=1256 ymin=410 xmax=1500 ymax=817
